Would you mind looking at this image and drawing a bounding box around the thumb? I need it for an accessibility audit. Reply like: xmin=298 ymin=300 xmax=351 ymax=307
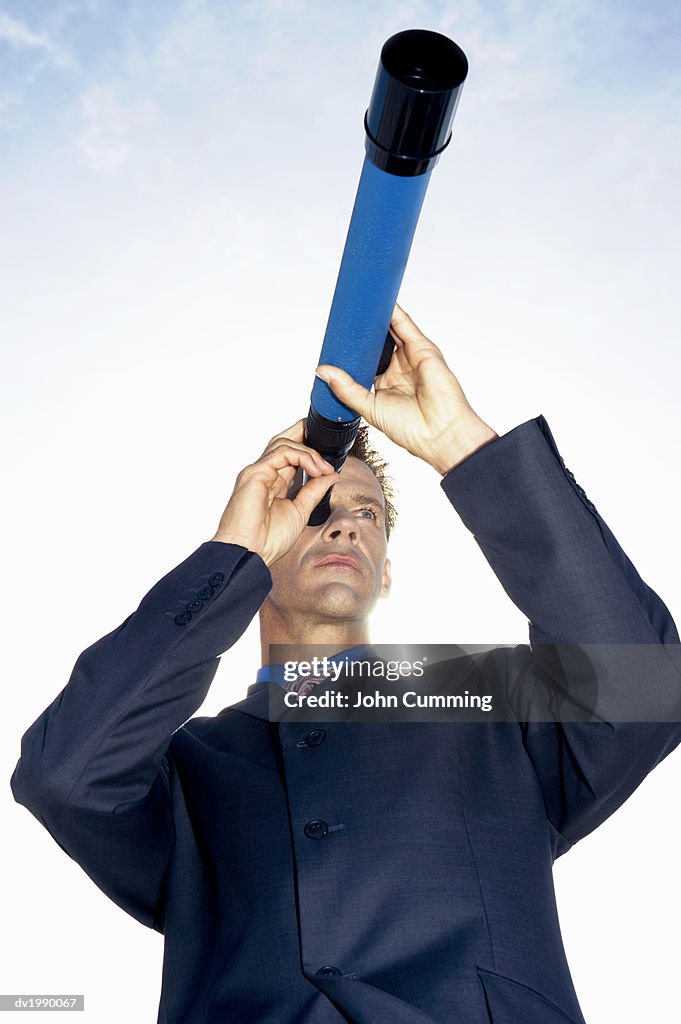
xmin=291 ymin=470 xmax=339 ymax=524
xmin=315 ymin=365 xmax=376 ymax=424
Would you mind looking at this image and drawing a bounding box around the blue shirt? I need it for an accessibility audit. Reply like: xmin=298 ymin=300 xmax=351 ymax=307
xmin=256 ymin=644 xmax=376 ymax=687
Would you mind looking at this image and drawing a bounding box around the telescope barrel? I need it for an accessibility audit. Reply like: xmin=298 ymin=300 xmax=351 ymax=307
xmin=298 ymin=29 xmax=468 ymax=524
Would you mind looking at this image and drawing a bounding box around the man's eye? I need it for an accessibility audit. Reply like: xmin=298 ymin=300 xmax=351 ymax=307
xmin=357 ymin=507 xmax=377 ymax=520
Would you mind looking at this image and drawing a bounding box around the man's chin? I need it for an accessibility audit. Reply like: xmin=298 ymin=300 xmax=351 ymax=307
xmin=303 ymin=581 xmax=377 ymax=619
xmin=267 ymin=579 xmax=377 ymax=620
xmin=310 ymin=595 xmax=369 ymax=619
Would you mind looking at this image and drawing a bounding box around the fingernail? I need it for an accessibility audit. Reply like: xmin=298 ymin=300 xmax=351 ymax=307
xmin=315 ymin=366 xmax=330 ymax=382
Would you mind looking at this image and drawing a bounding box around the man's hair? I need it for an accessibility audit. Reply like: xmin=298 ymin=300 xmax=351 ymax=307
xmin=347 ymin=424 xmax=398 ymax=542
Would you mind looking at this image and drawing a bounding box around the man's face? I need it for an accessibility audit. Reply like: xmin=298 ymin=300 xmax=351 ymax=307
xmin=265 ymin=456 xmax=392 ymax=623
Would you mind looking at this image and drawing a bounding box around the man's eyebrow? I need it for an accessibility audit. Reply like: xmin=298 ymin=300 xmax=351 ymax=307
xmin=341 ymin=492 xmax=385 ymax=513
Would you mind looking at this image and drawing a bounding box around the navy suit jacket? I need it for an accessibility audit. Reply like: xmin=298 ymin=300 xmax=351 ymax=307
xmin=10 ymin=415 xmax=681 ymax=1024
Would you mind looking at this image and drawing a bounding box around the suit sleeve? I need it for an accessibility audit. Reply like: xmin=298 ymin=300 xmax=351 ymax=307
xmin=440 ymin=416 xmax=681 ymax=858
xmin=9 ymin=540 xmax=272 ymax=930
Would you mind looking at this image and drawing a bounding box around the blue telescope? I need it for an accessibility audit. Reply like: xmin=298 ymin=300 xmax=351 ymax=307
xmin=296 ymin=28 xmax=468 ymax=525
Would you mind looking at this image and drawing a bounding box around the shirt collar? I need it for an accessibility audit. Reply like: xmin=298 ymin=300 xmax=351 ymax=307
xmin=256 ymin=644 xmax=376 ymax=688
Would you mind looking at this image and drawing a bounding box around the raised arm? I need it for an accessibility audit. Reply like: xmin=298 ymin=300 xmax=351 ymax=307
xmin=438 ymin=413 xmax=681 ymax=855
xmin=10 ymin=542 xmax=270 ymax=929
xmin=316 ymin=302 xmax=681 ymax=858
xmin=10 ymin=422 xmax=337 ymax=929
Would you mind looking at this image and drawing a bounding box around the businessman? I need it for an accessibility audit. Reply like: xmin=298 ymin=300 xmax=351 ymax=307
xmin=11 ymin=305 xmax=681 ymax=1024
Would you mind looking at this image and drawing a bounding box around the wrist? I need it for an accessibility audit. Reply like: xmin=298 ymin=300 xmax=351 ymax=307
xmin=210 ymin=531 xmax=263 ymax=559
xmin=426 ymin=422 xmax=499 ymax=476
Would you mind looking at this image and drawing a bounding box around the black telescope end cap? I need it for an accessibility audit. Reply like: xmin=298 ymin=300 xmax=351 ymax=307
xmin=382 ymin=29 xmax=468 ymax=92
xmin=365 ymin=28 xmax=469 ymax=176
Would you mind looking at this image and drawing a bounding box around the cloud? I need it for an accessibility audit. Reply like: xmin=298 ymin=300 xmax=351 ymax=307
xmin=0 ymin=88 xmax=20 ymax=129
xmin=0 ymin=10 xmax=77 ymax=70
xmin=76 ymin=84 xmax=157 ymax=174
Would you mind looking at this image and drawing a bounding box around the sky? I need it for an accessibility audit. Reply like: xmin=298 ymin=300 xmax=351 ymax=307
xmin=1 ymin=1 xmax=680 ymax=1021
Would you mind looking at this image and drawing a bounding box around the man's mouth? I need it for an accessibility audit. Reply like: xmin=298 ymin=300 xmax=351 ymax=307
xmin=316 ymin=555 xmax=362 ymax=573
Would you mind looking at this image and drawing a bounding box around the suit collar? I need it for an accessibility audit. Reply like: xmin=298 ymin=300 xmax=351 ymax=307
xmin=220 ymin=648 xmax=381 ymax=722
xmin=218 ymin=681 xmax=274 ymax=722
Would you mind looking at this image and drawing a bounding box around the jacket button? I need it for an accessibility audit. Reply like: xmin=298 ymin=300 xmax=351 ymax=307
xmin=197 ymin=585 xmax=213 ymax=600
xmin=209 ymin=572 xmax=225 ymax=587
xmin=186 ymin=598 xmax=203 ymax=612
xmin=175 ymin=611 xmax=192 ymax=625
xmin=304 ymin=819 xmax=329 ymax=840
xmin=304 ymin=729 xmax=326 ymax=747
xmin=316 ymin=965 xmax=342 ymax=976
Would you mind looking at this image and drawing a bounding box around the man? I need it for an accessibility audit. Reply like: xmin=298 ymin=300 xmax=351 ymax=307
xmin=11 ymin=305 xmax=681 ymax=1024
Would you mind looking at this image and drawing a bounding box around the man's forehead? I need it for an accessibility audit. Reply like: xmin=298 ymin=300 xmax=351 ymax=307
xmin=335 ymin=457 xmax=385 ymax=507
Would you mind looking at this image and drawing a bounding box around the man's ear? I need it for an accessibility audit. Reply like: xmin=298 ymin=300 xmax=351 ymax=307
xmin=380 ymin=557 xmax=392 ymax=599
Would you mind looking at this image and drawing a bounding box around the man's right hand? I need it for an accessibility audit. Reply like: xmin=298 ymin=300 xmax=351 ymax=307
xmin=209 ymin=418 xmax=339 ymax=567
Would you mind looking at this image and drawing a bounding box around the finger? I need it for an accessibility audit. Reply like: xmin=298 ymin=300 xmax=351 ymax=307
xmin=267 ymin=418 xmax=306 ymax=446
xmin=291 ymin=471 xmax=340 ymax=523
xmin=390 ymin=303 xmax=429 ymax=342
xmin=314 ymin=365 xmax=376 ymax=426
xmin=390 ymin=304 xmax=444 ymax=357
xmin=258 ymin=444 xmax=334 ymax=478
xmin=272 ymin=461 xmax=300 ymax=496
xmin=275 ymin=456 xmax=327 ymax=497
xmin=261 ymin=437 xmax=330 ymax=473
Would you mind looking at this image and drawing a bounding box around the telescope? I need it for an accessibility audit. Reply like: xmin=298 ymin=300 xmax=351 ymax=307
xmin=291 ymin=28 xmax=469 ymax=525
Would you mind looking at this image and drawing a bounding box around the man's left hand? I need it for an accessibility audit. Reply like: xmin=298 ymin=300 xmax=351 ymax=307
xmin=315 ymin=304 xmax=498 ymax=475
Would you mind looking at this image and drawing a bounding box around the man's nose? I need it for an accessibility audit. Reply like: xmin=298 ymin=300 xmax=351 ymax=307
xmin=320 ymin=507 xmax=358 ymax=542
